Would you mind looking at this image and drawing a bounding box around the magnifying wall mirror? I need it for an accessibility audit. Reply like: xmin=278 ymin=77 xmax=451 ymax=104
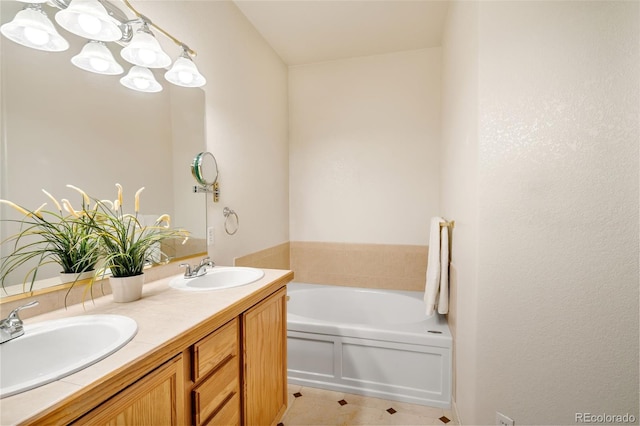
xmin=191 ymin=152 xmax=219 ymax=187
xmin=191 ymin=152 xmax=220 ymax=202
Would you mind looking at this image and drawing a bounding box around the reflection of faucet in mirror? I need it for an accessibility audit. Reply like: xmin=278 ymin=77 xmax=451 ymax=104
xmin=180 ymin=257 xmax=215 ymax=279
xmin=0 ymin=11 xmax=209 ymax=298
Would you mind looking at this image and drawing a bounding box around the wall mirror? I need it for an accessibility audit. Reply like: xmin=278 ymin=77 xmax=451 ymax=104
xmin=191 ymin=152 xmax=219 ymax=188
xmin=0 ymin=1 xmax=207 ymax=298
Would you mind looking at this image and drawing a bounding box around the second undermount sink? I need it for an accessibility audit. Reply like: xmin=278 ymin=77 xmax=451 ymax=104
xmin=169 ymin=267 xmax=265 ymax=291
xmin=0 ymin=315 xmax=137 ymax=398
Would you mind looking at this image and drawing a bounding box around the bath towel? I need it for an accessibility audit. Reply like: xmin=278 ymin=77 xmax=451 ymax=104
xmin=424 ymin=217 xmax=450 ymax=316
xmin=438 ymin=222 xmax=449 ymax=314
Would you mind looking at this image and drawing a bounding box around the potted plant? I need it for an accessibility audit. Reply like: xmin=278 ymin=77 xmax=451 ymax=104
xmin=0 ymin=187 xmax=100 ymax=293
xmin=84 ymin=184 xmax=189 ymax=302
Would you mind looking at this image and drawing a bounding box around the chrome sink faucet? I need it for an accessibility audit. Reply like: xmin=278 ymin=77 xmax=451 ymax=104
xmin=180 ymin=257 xmax=215 ymax=279
xmin=0 ymin=300 xmax=39 ymax=344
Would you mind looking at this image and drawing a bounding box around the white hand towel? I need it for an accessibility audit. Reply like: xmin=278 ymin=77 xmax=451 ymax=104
xmin=438 ymin=223 xmax=449 ymax=314
xmin=424 ymin=217 xmax=444 ymax=316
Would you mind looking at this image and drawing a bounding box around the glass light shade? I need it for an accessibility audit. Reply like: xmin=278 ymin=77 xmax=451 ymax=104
xmin=165 ymin=54 xmax=206 ymax=88
xmin=1 ymin=7 xmax=69 ymax=52
xmin=55 ymin=0 xmax=122 ymax=42
xmin=120 ymin=29 xmax=171 ymax=68
xmin=120 ymin=66 xmax=162 ymax=93
xmin=71 ymin=40 xmax=123 ymax=75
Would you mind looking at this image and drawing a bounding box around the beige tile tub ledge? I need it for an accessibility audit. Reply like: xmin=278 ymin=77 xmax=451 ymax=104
xmin=0 ymin=267 xmax=293 ymax=425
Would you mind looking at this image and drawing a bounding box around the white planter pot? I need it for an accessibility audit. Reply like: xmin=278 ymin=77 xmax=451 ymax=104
xmin=109 ymin=274 xmax=144 ymax=303
xmin=59 ymin=270 xmax=95 ymax=284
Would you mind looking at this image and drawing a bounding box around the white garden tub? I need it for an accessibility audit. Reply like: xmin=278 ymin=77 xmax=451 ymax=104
xmin=287 ymin=282 xmax=452 ymax=408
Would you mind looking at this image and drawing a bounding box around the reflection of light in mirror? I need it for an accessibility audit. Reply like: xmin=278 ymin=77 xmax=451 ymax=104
xmin=89 ymin=56 xmax=109 ymax=72
xmin=138 ymin=48 xmax=156 ymax=65
xmin=23 ymin=27 xmax=49 ymax=45
xmin=77 ymin=14 xmax=101 ymax=35
xmin=134 ymin=77 xmax=150 ymax=90
xmin=178 ymin=71 xmax=194 ymax=85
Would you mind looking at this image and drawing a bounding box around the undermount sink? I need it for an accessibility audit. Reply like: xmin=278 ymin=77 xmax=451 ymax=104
xmin=169 ymin=267 xmax=265 ymax=291
xmin=0 ymin=315 xmax=137 ymax=398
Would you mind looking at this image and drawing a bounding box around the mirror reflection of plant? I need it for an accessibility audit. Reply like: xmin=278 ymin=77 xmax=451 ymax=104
xmin=85 ymin=184 xmax=189 ymax=279
xmin=0 ymin=188 xmax=100 ymax=292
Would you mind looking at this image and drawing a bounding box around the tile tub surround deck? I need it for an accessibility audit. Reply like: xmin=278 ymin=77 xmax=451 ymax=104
xmin=290 ymin=242 xmax=429 ymax=291
xmin=235 ymin=242 xmax=291 ymax=270
xmin=233 ymin=241 xmax=430 ymax=292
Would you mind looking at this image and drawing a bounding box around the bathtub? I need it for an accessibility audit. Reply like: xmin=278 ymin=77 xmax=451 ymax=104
xmin=287 ymin=282 xmax=452 ymax=408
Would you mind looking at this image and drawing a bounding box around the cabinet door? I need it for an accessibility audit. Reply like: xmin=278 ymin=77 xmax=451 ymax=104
xmin=73 ymin=355 xmax=185 ymax=426
xmin=242 ymin=287 xmax=287 ymax=426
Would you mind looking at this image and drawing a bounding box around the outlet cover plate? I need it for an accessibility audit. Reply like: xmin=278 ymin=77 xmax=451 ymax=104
xmin=496 ymin=412 xmax=514 ymax=426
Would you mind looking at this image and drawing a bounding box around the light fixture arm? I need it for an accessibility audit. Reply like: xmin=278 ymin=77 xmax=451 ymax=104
xmin=45 ymin=0 xmax=195 ymax=55
xmin=121 ymin=0 xmax=197 ymax=57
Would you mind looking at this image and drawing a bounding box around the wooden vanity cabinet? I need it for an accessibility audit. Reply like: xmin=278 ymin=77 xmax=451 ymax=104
xmin=191 ymin=318 xmax=241 ymax=426
xmin=191 ymin=286 xmax=288 ymax=426
xmin=31 ymin=280 xmax=289 ymax=426
xmin=242 ymin=287 xmax=287 ymax=426
xmin=73 ymin=354 xmax=185 ymax=425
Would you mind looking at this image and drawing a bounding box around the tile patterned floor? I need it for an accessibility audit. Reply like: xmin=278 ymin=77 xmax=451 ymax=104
xmin=280 ymin=384 xmax=458 ymax=426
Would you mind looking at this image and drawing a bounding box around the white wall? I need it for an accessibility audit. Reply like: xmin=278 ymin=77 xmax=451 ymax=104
xmin=123 ymin=1 xmax=290 ymax=266
xmin=289 ymin=49 xmax=441 ymax=245
xmin=440 ymin=1 xmax=479 ymax=423
xmin=443 ymin=1 xmax=639 ymax=424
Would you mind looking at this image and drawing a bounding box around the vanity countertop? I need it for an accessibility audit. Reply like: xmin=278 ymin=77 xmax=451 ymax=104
xmin=0 ymin=267 xmax=293 ymax=425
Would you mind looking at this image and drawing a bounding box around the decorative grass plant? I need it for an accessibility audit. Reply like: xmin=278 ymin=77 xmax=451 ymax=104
xmin=84 ymin=184 xmax=189 ymax=279
xmin=0 ymin=184 xmax=189 ymax=297
xmin=0 ymin=187 xmax=100 ymax=292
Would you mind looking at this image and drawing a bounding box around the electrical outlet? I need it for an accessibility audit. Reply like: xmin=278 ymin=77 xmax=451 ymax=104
xmin=496 ymin=412 xmax=514 ymax=426
xmin=207 ymin=227 xmax=215 ymax=246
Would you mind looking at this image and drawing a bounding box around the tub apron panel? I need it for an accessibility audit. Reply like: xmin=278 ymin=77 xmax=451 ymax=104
xmin=286 ymin=282 xmax=452 ymax=409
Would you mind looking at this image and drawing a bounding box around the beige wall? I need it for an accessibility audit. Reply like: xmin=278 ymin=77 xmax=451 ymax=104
xmin=137 ymin=1 xmax=290 ymax=267
xmin=289 ymin=49 xmax=441 ymax=245
xmin=442 ymin=1 xmax=639 ymax=424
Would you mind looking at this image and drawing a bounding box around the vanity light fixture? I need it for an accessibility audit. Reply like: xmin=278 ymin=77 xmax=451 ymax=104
xmin=2 ymin=0 xmax=205 ymax=91
xmin=71 ymin=40 xmax=123 ymax=74
xmin=0 ymin=2 xmax=69 ymax=52
xmin=120 ymin=21 xmax=171 ymax=68
xmin=164 ymin=47 xmax=206 ymax=88
xmin=120 ymin=65 xmax=162 ymax=93
xmin=54 ymin=0 xmax=122 ymax=42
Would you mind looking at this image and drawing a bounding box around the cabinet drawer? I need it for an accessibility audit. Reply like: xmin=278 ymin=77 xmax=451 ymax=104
xmin=193 ymin=318 xmax=238 ymax=382
xmin=193 ymin=356 xmax=239 ymax=425
xmin=204 ymin=392 xmax=240 ymax=426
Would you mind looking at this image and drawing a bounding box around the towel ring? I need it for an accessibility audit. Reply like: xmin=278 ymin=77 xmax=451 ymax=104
xmin=223 ymin=207 xmax=239 ymax=235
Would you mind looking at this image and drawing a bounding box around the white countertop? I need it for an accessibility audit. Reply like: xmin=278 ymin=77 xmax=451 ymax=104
xmin=0 ymin=267 xmax=292 ymax=425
